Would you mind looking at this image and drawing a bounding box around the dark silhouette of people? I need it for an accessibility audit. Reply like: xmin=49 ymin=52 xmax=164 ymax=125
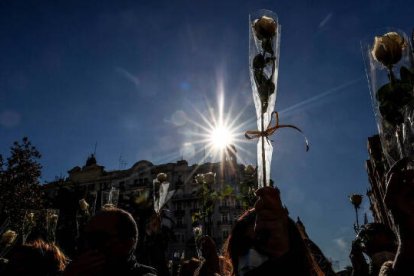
xmin=4 ymin=239 xmax=69 ymax=276
xmin=63 ymin=207 xmax=157 ymax=276
xmin=193 ymin=236 xmax=220 ymax=276
xmin=381 ymin=158 xmax=414 ymax=275
xmin=225 ymin=186 xmax=313 ymax=275
xmin=350 ymin=223 xmax=396 ymax=276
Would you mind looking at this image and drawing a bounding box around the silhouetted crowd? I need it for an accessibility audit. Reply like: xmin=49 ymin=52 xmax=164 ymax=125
xmin=1 ymin=158 xmax=414 ymax=275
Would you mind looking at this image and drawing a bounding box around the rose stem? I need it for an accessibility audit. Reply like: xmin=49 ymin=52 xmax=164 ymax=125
xmin=388 ymin=66 xmax=396 ymax=85
xmin=261 ymin=112 xmax=267 ymax=187
xmin=354 ymin=206 xmax=359 ymax=232
xmin=396 ymin=126 xmax=405 ymax=159
xmin=387 ymin=65 xmax=405 ymax=158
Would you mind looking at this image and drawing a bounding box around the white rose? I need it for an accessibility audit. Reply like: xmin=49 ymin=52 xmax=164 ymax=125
xmin=371 ymin=32 xmax=407 ymax=67
xmin=1 ymin=230 xmax=17 ymax=245
xmin=195 ymin=174 xmax=205 ymax=184
xmin=156 ymin=173 xmax=168 ymax=183
xmin=203 ymin=172 xmax=215 ymax=185
xmin=253 ymin=15 xmax=277 ymax=40
xmin=245 ymin=165 xmax=256 ymax=175
xmin=79 ymin=199 xmax=89 ymax=211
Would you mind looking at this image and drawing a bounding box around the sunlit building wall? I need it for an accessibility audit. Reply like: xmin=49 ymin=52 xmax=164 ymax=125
xmin=43 ymin=148 xmax=250 ymax=258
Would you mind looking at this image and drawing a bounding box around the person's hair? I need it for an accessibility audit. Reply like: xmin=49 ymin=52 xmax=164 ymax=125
xmin=96 ymin=207 xmax=139 ymax=243
xmin=8 ymin=239 xmax=68 ymax=275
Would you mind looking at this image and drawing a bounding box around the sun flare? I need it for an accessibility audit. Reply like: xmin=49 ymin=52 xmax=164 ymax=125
xmin=209 ymin=125 xmax=234 ymax=150
xmin=179 ymin=78 xmax=257 ymax=166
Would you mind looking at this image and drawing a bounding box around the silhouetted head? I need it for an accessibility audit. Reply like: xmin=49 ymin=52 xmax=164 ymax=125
xmin=197 ymin=235 xmax=218 ymax=261
xmin=6 ymin=239 xmax=68 ymax=276
xmin=84 ymin=207 xmax=138 ymax=260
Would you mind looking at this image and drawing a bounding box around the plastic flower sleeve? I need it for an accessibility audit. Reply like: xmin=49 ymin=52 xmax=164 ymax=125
xmin=22 ymin=210 xmax=37 ymax=244
xmin=101 ymin=187 xmax=119 ymax=209
xmin=46 ymin=209 xmax=59 ymax=243
xmin=249 ymin=10 xmax=281 ymax=187
xmin=153 ymin=173 xmax=175 ymax=214
xmin=362 ymin=29 xmax=414 ymax=167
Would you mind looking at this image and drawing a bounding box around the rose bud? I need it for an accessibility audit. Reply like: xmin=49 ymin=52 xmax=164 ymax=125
xmin=245 ymin=164 xmax=256 ymax=175
xmin=26 ymin=212 xmax=35 ymax=224
xmin=371 ymin=32 xmax=407 ymax=67
xmin=349 ymin=194 xmax=363 ymax=208
xmin=253 ymin=16 xmax=277 ymax=41
xmin=1 ymin=230 xmax=17 ymax=246
xmin=49 ymin=214 xmax=59 ymax=224
xmin=203 ymin=172 xmax=215 ymax=185
xmin=193 ymin=226 xmax=202 ymax=237
xmin=79 ymin=198 xmax=89 ymax=211
xmin=157 ymin=172 xmax=168 ymax=183
xmin=195 ymin=174 xmax=205 ymax=184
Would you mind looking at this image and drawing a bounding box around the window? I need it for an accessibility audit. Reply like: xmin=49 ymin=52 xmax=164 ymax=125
xmin=221 ymin=213 xmax=229 ymax=223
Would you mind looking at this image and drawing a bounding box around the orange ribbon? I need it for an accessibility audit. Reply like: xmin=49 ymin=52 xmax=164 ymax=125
xmin=245 ymin=111 xmax=309 ymax=151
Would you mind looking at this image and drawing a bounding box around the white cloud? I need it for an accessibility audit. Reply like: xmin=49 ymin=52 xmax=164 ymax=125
xmin=334 ymin=237 xmax=348 ymax=251
xmin=319 ymin=12 xmax=333 ymax=28
xmin=116 ymin=67 xmax=141 ymax=87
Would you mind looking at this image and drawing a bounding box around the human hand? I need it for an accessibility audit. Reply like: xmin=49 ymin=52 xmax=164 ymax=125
xmin=254 ymin=186 xmax=289 ymax=258
xmin=349 ymin=240 xmax=369 ymax=276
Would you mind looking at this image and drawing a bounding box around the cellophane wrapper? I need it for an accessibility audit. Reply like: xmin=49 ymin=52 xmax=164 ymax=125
xmin=362 ymin=29 xmax=414 ymax=167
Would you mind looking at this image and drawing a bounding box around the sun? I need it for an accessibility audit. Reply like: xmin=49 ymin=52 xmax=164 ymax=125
xmin=209 ymin=124 xmax=234 ymax=150
xmin=178 ymin=77 xmax=256 ymax=165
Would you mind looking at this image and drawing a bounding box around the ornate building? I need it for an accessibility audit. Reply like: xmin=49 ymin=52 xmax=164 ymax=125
xmin=43 ymin=147 xmax=251 ymax=258
xmin=365 ymin=134 xmax=395 ymax=232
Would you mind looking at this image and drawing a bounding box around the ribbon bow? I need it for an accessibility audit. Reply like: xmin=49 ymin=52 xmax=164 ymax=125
xmin=245 ymin=111 xmax=309 ymax=151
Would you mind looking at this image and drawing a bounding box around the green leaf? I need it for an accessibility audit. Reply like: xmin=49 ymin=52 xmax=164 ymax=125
xmin=400 ymin=66 xmax=414 ymax=84
xmin=220 ymin=185 xmax=234 ymax=197
xmin=376 ymin=83 xmax=393 ymax=102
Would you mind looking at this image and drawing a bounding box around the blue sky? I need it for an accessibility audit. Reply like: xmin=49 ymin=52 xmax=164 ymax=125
xmin=1 ymin=0 xmax=413 ymax=269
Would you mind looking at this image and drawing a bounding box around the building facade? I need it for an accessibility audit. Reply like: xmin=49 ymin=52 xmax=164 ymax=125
xmin=43 ymin=147 xmax=252 ymax=258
